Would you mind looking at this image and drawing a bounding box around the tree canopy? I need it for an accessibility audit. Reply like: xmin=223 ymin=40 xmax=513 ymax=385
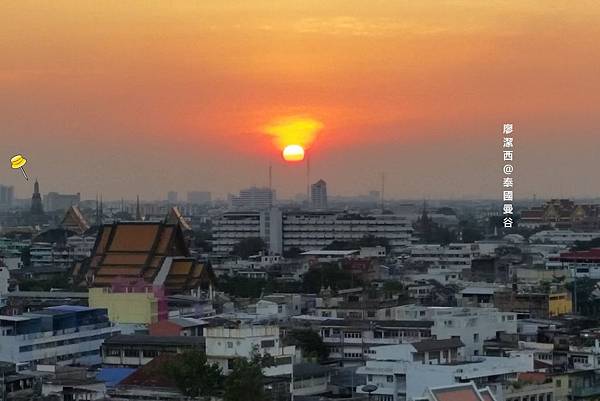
xmin=163 ymin=349 xmax=223 ymax=399
xmin=285 ymin=329 xmax=329 ymax=362
xmin=223 ymin=357 xmax=265 ymax=401
xmin=231 ymin=237 xmax=267 ymax=259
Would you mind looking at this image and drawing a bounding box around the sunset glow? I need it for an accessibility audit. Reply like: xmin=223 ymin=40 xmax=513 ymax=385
xmin=282 ymin=144 xmax=305 ymax=162
xmin=264 ymin=117 xmax=324 ymax=151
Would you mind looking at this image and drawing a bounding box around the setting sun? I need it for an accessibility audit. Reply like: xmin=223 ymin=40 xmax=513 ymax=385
xmin=282 ymin=144 xmax=305 ymax=162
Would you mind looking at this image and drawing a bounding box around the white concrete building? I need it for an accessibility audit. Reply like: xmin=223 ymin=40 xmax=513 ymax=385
xmin=408 ymin=244 xmax=480 ymax=271
xmin=0 ymin=306 xmax=119 ymax=371
xmin=230 ymin=187 xmax=275 ymax=210
xmin=357 ymin=343 xmax=534 ymax=401
xmin=310 ymin=179 xmax=328 ymax=209
xmin=530 ymin=230 xmax=600 ymax=245
xmin=214 ymin=209 xmax=413 ymax=255
xmin=203 ymin=324 xmax=295 ymax=376
xmin=380 ymin=306 xmax=517 ymax=357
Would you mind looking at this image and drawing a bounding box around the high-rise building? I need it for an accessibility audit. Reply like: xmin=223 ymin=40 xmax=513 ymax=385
xmin=187 ymin=191 xmax=212 ymax=204
xmin=167 ymin=191 xmax=178 ymax=204
xmin=44 ymin=191 xmax=81 ymax=212
xmin=0 ymin=185 xmax=14 ymax=209
xmin=230 ymin=187 xmax=275 ymax=210
xmin=310 ymin=179 xmax=328 ymax=209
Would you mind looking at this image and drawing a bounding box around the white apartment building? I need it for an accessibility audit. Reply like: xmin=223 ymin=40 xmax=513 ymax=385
xmin=230 ymin=187 xmax=275 ymax=210
xmin=278 ymin=211 xmax=412 ymax=254
xmin=0 ymin=306 xmax=119 ymax=371
xmin=530 ymin=230 xmax=600 ymax=245
xmin=317 ymin=319 xmax=434 ymax=364
xmin=379 ymin=306 xmax=517 ymax=357
xmin=66 ymin=235 xmax=96 ymax=260
xmin=213 ymin=209 xmax=413 ymax=255
xmin=357 ymin=343 xmax=534 ymax=401
xmin=212 ymin=211 xmax=268 ymax=254
xmin=203 ymin=324 xmax=295 ymax=376
xmin=408 ymin=244 xmax=480 ymax=271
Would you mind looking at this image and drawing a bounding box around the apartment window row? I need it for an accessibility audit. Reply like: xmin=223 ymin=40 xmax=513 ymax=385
xmin=19 ymin=333 xmax=112 ymax=352
xmin=506 ymin=394 xmax=552 ymax=401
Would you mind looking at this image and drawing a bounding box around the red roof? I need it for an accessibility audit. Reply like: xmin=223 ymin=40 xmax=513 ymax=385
xmin=518 ymin=372 xmax=548 ymax=384
xmin=559 ymin=248 xmax=600 ymax=261
xmin=120 ymin=354 xmax=178 ymax=389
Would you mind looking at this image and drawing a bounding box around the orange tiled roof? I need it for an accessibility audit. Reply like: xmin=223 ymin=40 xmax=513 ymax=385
xmin=86 ymin=222 xmax=212 ymax=293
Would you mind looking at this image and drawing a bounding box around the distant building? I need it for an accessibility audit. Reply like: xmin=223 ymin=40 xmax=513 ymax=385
xmin=230 ymin=186 xmax=275 ymax=210
xmin=520 ymin=199 xmax=600 ymax=230
xmin=0 ymin=305 xmax=119 ymax=371
xmin=213 ymin=209 xmax=413 ymax=255
xmin=0 ymin=185 xmax=14 ymax=210
xmin=60 ymin=206 xmax=90 ymax=235
xmin=44 ymin=192 xmax=81 ymax=212
xmin=167 ymin=191 xmax=178 ymax=204
xmin=187 ymin=191 xmax=211 ymax=204
xmin=311 ymin=179 xmax=328 ymax=209
xmin=552 ymin=248 xmax=600 ymax=279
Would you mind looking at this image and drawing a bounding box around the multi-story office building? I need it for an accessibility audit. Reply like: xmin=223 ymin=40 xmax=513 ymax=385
xmin=311 ymin=179 xmax=328 ymax=209
xmin=44 ymin=192 xmax=81 ymax=212
xmin=187 ymin=191 xmax=212 ymax=204
xmin=213 ymin=209 xmax=413 ymax=255
xmin=408 ymin=243 xmax=480 ymax=271
xmin=0 ymin=305 xmax=119 ymax=371
xmin=230 ymin=187 xmax=275 ymax=210
xmin=0 ymin=185 xmax=14 ymax=210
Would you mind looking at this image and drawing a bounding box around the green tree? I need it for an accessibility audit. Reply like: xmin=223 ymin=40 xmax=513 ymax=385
xmin=163 ymin=349 xmax=223 ymax=399
xmin=223 ymin=358 xmax=265 ymax=401
xmin=285 ymin=329 xmax=329 ymax=362
xmin=302 ymin=263 xmax=360 ymax=293
xmin=231 ymin=237 xmax=267 ymax=259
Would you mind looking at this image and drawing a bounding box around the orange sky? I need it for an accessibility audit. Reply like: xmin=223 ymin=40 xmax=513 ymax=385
xmin=2 ymin=1 xmax=600 ymax=200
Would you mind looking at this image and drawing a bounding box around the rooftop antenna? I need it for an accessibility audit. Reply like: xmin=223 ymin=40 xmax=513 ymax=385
xmin=268 ymin=163 xmax=272 ymax=192
xmin=380 ymin=172 xmax=386 ymax=210
xmin=306 ymin=154 xmax=311 ymax=204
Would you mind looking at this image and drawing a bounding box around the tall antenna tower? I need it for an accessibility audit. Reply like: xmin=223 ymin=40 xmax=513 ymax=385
xmin=306 ymin=155 xmax=311 ymax=204
xmin=380 ymin=172 xmax=386 ymax=210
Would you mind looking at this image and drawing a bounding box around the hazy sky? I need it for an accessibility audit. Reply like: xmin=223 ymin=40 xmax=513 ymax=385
xmin=2 ymin=1 xmax=600 ymax=200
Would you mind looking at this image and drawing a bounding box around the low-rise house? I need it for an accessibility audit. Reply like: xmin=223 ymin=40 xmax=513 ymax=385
xmin=357 ymin=343 xmax=534 ymax=401
xmin=101 ymin=334 xmax=205 ymax=368
xmin=318 ymin=319 xmax=434 ymax=365
xmin=204 ymin=322 xmax=295 ymax=376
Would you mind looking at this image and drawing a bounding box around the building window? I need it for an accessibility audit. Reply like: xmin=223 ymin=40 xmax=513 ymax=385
xmin=473 ymin=333 xmax=479 ymax=342
xmin=124 ymin=349 xmax=139 ymax=358
xmin=386 ymin=376 xmax=394 ymax=383
xmin=556 ymin=379 xmax=561 ymax=387
xmin=143 ymin=350 xmax=158 ymax=358
xmin=368 ymin=375 xmax=373 ymax=382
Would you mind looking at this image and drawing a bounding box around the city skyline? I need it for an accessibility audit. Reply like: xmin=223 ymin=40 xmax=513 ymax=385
xmin=2 ymin=1 xmax=600 ymax=199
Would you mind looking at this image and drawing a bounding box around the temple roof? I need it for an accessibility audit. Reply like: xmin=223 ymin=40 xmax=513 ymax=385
xmin=61 ymin=206 xmax=90 ymax=235
xmin=85 ymin=222 xmax=213 ymax=293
